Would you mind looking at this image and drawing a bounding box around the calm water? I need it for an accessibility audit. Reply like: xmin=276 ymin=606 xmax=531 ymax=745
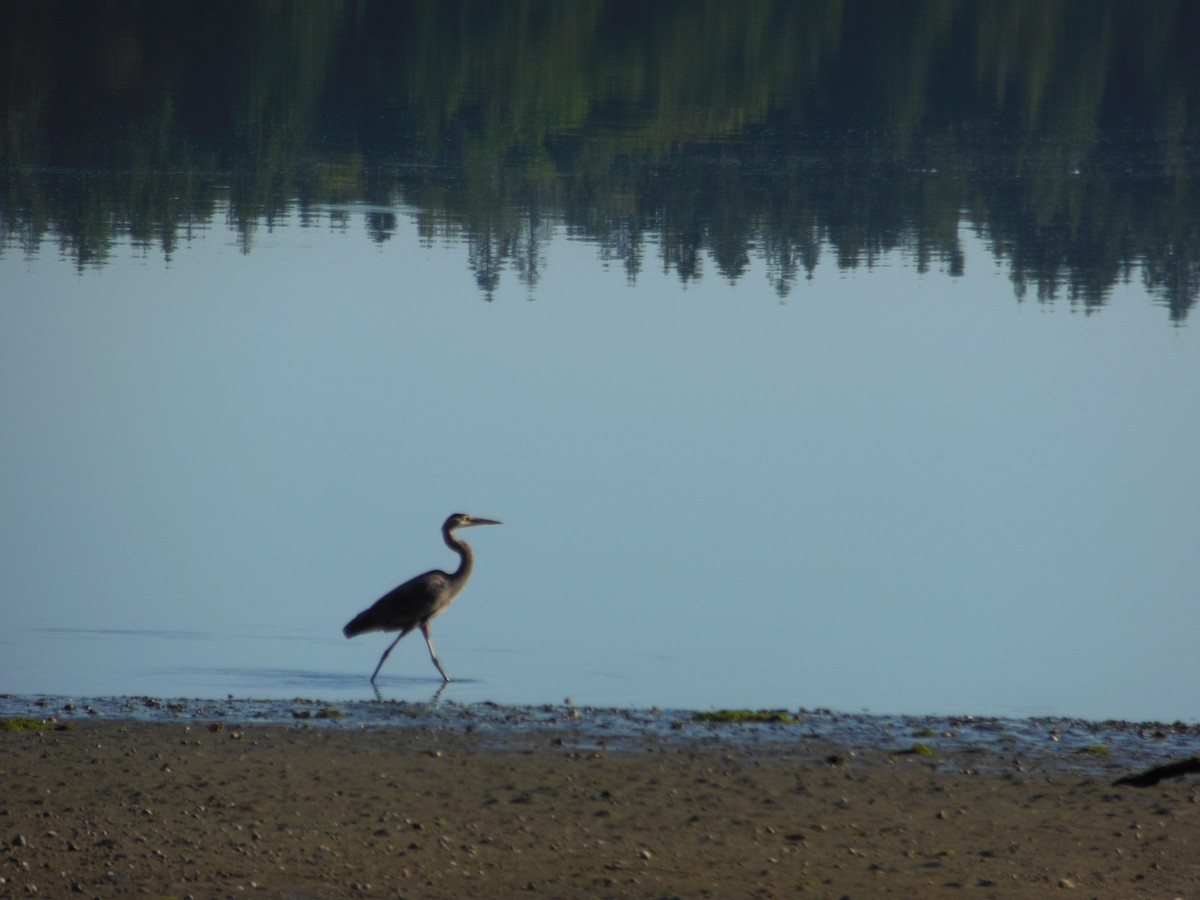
xmin=2 ymin=2 xmax=1198 ymax=722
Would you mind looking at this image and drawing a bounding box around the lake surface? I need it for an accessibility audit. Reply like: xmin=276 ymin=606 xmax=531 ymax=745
xmin=2 ymin=1 xmax=1198 ymax=722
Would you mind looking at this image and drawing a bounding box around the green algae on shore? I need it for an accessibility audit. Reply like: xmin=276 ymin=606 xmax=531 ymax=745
xmin=693 ymin=709 xmax=796 ymax=724
xmin=0 ymin=717 xmax=53 ymax=732
xmin=892 ymin=742 xmax=935 ymax=757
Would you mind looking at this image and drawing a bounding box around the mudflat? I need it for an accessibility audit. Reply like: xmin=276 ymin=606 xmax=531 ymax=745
xmin=2 ymin=720 xmax=1198 ymax=898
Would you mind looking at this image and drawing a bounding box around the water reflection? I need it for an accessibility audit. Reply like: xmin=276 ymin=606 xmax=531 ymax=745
xmin=1 ymin=0 xmax=1198 ymax=319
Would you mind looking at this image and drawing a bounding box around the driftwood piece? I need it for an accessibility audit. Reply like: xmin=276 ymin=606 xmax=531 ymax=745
xmin=1113 ymin=756 xmax=1200 ymax=787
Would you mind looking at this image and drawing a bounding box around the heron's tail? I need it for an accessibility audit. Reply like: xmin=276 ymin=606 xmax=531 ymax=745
xmin=343 ymin=606 xmax=383 ymax=638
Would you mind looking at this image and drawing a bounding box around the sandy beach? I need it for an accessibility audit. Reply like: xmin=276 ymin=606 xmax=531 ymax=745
xmin=3 ymin=717 xmax=1199 ymax=898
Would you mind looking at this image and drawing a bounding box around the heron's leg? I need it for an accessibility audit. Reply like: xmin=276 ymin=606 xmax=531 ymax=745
xmin=370 ymin=630 xmax=409 ymax=683
xmin=420 ymin=624 xmax=451 ymax=682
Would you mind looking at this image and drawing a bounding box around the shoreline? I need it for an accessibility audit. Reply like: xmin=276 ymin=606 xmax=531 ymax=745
xmin=3 ymin=716 xmax=1200 ymax=897
xmin=4 ymin=691 xmax=1200 ymax=771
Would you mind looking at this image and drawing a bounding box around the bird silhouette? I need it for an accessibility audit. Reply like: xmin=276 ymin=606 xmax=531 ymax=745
xmin=343 ymin=513 xmax=501 ymax=683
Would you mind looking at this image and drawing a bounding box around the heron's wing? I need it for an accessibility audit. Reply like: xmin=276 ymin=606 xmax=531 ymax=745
xmin=344 ymin=570 xmax=450 ymax=636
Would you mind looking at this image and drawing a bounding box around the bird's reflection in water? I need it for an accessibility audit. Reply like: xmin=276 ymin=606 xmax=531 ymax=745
xmin=370 ymin=680 xmax=449 ymax=706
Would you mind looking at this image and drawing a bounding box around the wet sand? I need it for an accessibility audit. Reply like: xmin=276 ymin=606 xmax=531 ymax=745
xmin=2 ymin=719 xmax=1199 ymax=898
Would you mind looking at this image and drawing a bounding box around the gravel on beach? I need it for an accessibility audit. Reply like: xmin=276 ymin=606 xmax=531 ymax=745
xmin=3 ymin=716 xmax=1200 ymax=898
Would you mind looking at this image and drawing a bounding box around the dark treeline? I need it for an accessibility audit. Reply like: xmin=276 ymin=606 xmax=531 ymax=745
xmin=2 ymin=0 xmax=1199 ymax=319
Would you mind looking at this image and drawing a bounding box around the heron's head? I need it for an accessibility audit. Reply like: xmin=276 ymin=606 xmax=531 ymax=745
xmin=445 ymin=512 xmax=503 ymax=530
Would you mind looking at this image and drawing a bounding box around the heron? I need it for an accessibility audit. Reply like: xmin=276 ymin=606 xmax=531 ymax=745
xmin=343 ymin=513 xmax=502 ymax=683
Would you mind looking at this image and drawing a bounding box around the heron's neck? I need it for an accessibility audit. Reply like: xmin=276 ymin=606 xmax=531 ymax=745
xmin=443 ymin=528 xmax=474 ymax=582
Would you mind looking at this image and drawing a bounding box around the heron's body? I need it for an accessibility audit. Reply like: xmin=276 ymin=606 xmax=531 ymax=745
xmin=343 ymin=513 xmax=500 ymax=683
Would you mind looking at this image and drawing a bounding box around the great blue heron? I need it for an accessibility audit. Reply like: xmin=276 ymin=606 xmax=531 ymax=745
xmin=343 ymin=513 xmax=501 ymax=683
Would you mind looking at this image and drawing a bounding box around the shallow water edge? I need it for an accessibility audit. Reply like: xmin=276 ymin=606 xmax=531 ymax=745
xmin=3 ymin=693 xmax=1198 ymax=781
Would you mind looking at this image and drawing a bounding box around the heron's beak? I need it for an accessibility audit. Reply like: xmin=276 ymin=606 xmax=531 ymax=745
xmin=465 ymin=517 xmax=502 ymax=527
